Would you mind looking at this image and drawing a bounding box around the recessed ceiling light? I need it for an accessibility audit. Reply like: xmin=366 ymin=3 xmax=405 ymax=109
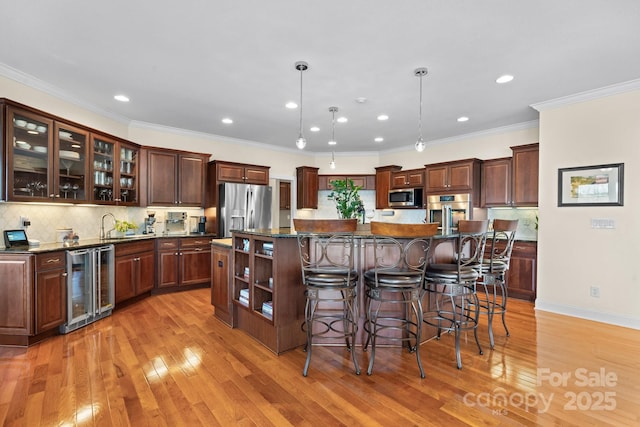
xmin=457 ymin=116 xmax=469 ymax=122
xmin=374 ymin=137 xmax=384 ymax=143
xmin=285 ymin=101 xmax=298 ymax=109
xmin=328 ymin=140 xmax=337 ymax=146
xmin=310 ymin=126 xmax=320 ymax=132
xmin=114 ymin=94 xmax=130 ymax=102
xmin=496 ymin=74 xmax=514 ymax=84
xmin=337 ymin=117 xmax=348 ymax=123
xmin=377 ymin=114 xmax=389 ymax=121
xmin=355 ymin=97 xmax=367 ymax=104
xmin=221 ymin=118 xmax=233 ymax=124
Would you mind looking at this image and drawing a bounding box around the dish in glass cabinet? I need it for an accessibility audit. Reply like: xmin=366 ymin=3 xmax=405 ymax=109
xmin=33 ymin=146 xmax=47 ymax=153
xmin=14 ymin=119 xmax=27 ymax=127
xmin=26 ymin=123 xmax=37 ymax=130
xmin=59 ymin=131 xmax=73 ymax=139
xmin=36 ymin=125 xmax=46 ymax=133
xmin=59 ymin=150 xmax=80 ymax=159
xmin=15 ymin=141 xmax=31 ymax=150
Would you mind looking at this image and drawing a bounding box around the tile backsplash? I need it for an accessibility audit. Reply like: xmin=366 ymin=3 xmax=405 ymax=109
xmin=0 ymin=203 xmax=204 ymax=247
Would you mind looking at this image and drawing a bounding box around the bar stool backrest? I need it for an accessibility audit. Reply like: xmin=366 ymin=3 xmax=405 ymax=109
xmin=293 ymin=219 xmax=358 ymax=281
xmin=487 ymin=219 xmax=519 ymax=270
xmin=369 ymin=222 xmax=438 ymax=279
xmin=456 ymin=219 xmax=489 ymax=272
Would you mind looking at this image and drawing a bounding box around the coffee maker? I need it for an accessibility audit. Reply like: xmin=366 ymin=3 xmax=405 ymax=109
xmin=144 ymin=211 xmax=156 ymax=235
xmin=165 ymin=211 xmax=188 ymax=235
xmin=189 ymin=216 xmax=207 ymax=234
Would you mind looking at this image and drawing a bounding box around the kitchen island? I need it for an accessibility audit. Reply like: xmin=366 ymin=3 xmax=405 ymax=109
xmin=227 ymin=228 xmax=460 ymax=354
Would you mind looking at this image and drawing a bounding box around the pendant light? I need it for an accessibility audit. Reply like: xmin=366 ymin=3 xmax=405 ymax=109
xmin=414 ymin=67 xmax=428 ymax=152
xmin=295 ymin=61 xmax=309 ymax=149
xmin=328 ymin=106 xmax=337 ymax=169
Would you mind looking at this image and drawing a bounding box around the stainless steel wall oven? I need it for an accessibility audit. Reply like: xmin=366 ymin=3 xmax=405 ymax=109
xmin=427 ymin=194 xmax=472 ymax=232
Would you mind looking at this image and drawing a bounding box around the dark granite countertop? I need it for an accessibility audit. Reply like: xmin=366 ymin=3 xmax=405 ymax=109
xmin=0 ymin=233 xmax=223 ymax=254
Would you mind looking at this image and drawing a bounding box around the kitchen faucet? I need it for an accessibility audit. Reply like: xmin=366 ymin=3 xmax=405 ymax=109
xmin=100 ymin=213 xmax=116 ymax=240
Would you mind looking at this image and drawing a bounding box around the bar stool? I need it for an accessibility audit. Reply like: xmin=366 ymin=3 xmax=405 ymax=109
xmin=362 ymin=222 xmax=438 ymax=378
xmin=474 ymin=219 xmax=518 ymax=349
xmin=293 ymin=218 xmax=360 ymax=377
xmin=423 ymin=219 xmax=488 ymax=369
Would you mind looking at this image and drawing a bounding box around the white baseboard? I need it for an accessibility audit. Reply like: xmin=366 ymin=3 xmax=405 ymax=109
xmin=535 ymin=300 xmax=640 ymax=330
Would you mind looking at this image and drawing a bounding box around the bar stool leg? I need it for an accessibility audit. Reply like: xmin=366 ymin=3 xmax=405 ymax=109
xmin=302 ymin=290 xmax=318 ymax=377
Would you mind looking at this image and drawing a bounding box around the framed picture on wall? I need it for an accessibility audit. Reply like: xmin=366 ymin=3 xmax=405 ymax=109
xmin=558 ymin=163 xmax=624 ymax=206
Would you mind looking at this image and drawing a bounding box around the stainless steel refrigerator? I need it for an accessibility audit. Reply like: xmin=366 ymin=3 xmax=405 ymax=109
xmin=219 ymin=183 xmax=272 ymax=237
xmin=60 ymin=245 xmax=115 ymax=333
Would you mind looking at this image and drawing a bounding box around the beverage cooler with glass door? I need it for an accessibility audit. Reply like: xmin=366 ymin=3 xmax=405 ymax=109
xmin=60 ymin=245 xmax=115 ymax=333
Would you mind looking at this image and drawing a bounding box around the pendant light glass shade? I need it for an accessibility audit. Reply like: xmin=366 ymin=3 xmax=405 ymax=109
xmin=295 ymin=61 xmax=308 ymax=149
xmin=414 ymin=67 xmax=428 ymax=152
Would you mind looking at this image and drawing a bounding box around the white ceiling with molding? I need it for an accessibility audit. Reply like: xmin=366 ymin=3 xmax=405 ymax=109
xmin=1 ymin=0 xmax=639 ymax=153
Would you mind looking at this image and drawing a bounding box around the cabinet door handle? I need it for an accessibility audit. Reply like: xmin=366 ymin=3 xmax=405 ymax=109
xmin=218 ymin=260 xmax=224 ymax=267
xmin=194 ymin=247 xmax=203 ymax=251
xmin=62 ymin=272 xmax=68 ymax=277
xmin=47 ymin=258 xmax=61 ymax=263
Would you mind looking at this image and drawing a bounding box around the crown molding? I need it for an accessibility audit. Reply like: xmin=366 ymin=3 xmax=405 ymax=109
xmin=379 ymin=120 xmax=540 ymax=154
xmin=0 ymin=62 xmax=130 ymax=125
xmin=531 ymin=78 xmax=640 ymax=112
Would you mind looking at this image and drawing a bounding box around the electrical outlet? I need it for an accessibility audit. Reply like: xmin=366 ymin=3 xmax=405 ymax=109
xmin=590 ymin=286 xmax=600 ymax=298
xmin=20 ymin=216 xmax=31 ymax=228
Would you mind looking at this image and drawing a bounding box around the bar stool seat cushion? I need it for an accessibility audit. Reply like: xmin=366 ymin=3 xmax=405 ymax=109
xmin=305 ymin=269 xmax=358 ymax=287
xmin=477 ymin=259 xmax=508 ymax=273
xmin=364 ymin=269 xmax=423 ymax=288
xmin=426 ymin=263 xmax=480 ymax=281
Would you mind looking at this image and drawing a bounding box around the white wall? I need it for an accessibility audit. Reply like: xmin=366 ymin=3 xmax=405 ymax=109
xmin=535 ymin=89 xmax=640 ymax=329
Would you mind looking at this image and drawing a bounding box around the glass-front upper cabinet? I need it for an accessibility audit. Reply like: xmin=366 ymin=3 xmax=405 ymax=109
xmin=90 ymin=134 xmax=139 ymax=205
xmin=55 ymin=122 xmax=89 ymax=202
xmin=90 ymin=134 xmax=117 ymax=204
xmin=7 ymin=108 xmax=54 ymax=201
xmin=118 ymin=142 xmax=138 ymax=205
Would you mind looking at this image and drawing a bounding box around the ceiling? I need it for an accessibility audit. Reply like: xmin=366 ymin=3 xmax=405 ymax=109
xmin=1 ymin=1 xmax=640 ymax=153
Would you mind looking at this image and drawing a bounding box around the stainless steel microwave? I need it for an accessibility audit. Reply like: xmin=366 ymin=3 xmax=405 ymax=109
xmin=388 ymin=188 xmax=424 ymax=208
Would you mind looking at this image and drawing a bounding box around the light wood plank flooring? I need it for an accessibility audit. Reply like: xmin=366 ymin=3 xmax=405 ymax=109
xmin=1 ymin=288 xmax=639 ymax=426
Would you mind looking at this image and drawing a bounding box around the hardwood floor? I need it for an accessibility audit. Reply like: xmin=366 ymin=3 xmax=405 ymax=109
xmin=1 ymin=288 xmax=639 ymax=426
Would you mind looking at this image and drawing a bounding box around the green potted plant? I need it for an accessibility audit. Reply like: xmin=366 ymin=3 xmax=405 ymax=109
xmin=328 ymin=179 xmax=364 ymax=220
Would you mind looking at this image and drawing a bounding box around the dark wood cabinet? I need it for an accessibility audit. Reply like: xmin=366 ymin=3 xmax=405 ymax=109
xmin=375 ymin=165 xmax=402 ymax=209
xmin=34 ymin=252 xmax=66 ymax=334
xmin=279 ymin=181 xmax=291 ymax=209
xmin=2 ymin=99 xmax=141 ymax=206
xmin=211 ymin=244 xmax=232 ymax=326
xmin=90 ymin=134 xmax=140 ymax=206
xmin=481 ymin=157 xmax=512 ymax=207
xmin=296 ymin=166 xmax=319 ymax=209
xmin=0 ymin=255 xmax=33 ymax=342
xmin=481 ymin=144 xmax=538 ymax=207
xmin=511 ymin=143 xmax=539 ymax=206
xmin=115 ymin=240 xmax=155 ymax=304
xmin=157 ymin=238 xmax=211 ymax=289
xmin=232 ymin=233 xmax=305 ymax=354
xmin=0 ymin=251 xmax=67 ymax=346
xmin=319 ymin=175 xmax=376 ymax=190
xmin=391 ymin=168 xmax=424 ymax=189
xmin=216 ymin=161 xmax=269 ymax=185
xmin=425 ymin=159 xmax=481 ymax=193
xmin=506 ymin=241 xmax=537 ymax=301
xmin=145 ymin=149 xmax=207 ymax=207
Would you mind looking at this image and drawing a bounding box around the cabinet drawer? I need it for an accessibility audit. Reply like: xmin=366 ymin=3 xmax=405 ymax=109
xmin=115 ymin=240 xmax=155 ymax=256
xmin=36 ymin=252 xmax=65 ymax=270
xmin=157 ymin=239 xmax=180 ymax=250
xmin=181 ymin=237 xmax=211 ymax=248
